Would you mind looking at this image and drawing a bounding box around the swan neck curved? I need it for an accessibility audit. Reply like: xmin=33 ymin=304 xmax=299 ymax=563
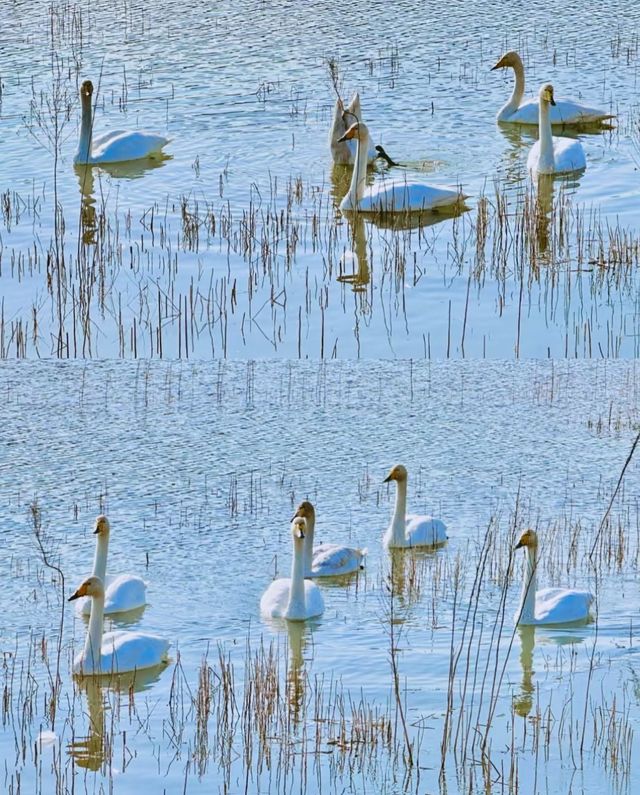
xmin=84 ymin=592 xmax=105 ymax=673
xmin=303 ymin=515 xmax=315 ymax=574
xmin=499 ymin=58 xmax=525 ymax=120
xmin=347 ymin=127 xmax=370 ymax=208
xmin=286 ymin=539 xmax=306 ymax=617
xmin=538 ymin=99 xmax=555 ymax=171
xmin=91 ymin=533 xmax=109 ymax=583
xmin=517 ymin=546 xmax=537 ymax=624
xmin=391 ymin=480 xmax=408 ymax=544
xmin=77 ymin=94 xmax=93 ymax=164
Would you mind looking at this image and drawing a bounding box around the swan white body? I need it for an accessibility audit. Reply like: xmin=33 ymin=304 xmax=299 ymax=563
xmin=69 ymin=577 xmax=169 ymax=675
xmin=293 ymin=501 xmax=366 ymax=577
xmin=260 ymin=518 xmax=325 ymax=620
xmin=491 ymin=51 xmax=613 ymax=126
xmin=514 ymin=530 xmax=593 ymax=626
xmin=76 ymin=516 xmax=147 ymax=616
xmin=75 ymin=80 xmax=169 ymax=165
xmin=383 ymin=465 xmax=448 ymax=549
xmin=330 ymin=92 xmax=377 ymax=165
xmin=338 ymin=122 xmax=465 ymax=213
xmin=527 ymin=84 xmax=586 ymax=175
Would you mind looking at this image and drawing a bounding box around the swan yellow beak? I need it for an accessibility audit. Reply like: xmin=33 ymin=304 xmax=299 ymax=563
xmin=490 ymin=56 xmax=506 ymax=71
xmin=68 ymin=582 xmax=88 ymax=601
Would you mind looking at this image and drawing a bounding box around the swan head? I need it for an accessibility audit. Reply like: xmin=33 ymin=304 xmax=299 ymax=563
xmin=337 ymin=121 xmax=368 ymax=144
xmin=68 ymin=575 xmax=105 ymax=602
xmin=93 ymin=515 xmax=110 ymax=536
xmin=383 ymin=464 xmax=408 ymax=483
xmin=515 ymin=529 xmax=538 ymax=550
xmin=80 ymin=80 xmax=94 ymax=100
xmin=292 ymin=500 xmax=315 ymax=522
xmin=539 ymin=83 xmax=556 ymax=106
xmin=291 ymin=517 xmax=306 ymax=541
xmin=490 ymin=51 xmax=523 ymax=72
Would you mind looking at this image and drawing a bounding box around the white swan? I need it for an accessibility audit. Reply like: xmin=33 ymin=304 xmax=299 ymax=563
xmin=76 ymin=515 xmax=147 ymax=616
xmin=75 ymin=80 xmax=170 ymax=165
xmin=527 ymin=84 xmax=586 ymax=175
xmin=330 ymin=92 xmax=377 ymax=165
xmin=260 ymin=518 xmax=325 ymax=620
xmin=491 ymin=51 xmax=613 ymax=126
xmin=292 ymin=500 xmax=367 ymax=577
xmin=383 ymin=464 xmax=447 ymax=549
xmin=514 ymin=529 xmax=593 ymax=625
xmin=338 ymin=121 xmax=466 ymax=213
xmin=68 ymin=576 xmax=169 ymax=675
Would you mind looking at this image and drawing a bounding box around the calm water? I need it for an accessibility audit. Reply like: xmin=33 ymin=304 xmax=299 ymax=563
xmin=0 ymin=1 xmax=639 ymax=357
xmin=2 ymin=360 xmax=640 ymax=793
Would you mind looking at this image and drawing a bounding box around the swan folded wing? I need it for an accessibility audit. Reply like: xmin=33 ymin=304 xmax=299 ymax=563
xmin=302 ymin=581 xmax=325 ymax=617
xmin=362 ymin=180 xmax=463 ymax=213
xmin=552 ymin=137 xmax=586 ymax=172
xmin=506 ymin=98 xmax=612 ymax=126
xmin=103 ymin=574 xmax=147 ymax=613
xmin=259 ymin=578 xmax=291 ymax=617
xmin=405 ymin=514 xmax=448 ymax=545
xmin=534 ymin=587 xmax=593 ymax=624
xmin=101 ymin=630 xmax=170 ymax=672
xmin=311 ymin=543 xmax=366 ymax=576
xmin=91 ymin=131 xmax=169 ymax=164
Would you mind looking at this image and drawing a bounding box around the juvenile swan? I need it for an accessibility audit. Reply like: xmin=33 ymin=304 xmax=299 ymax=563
xmin=383 ymin=465 xmax=447 ymax=548
xmin=338 ymin=122 xmax=466 ymax=213
xmin=514 ymin=529 xmax=593 ymax=625
xmin=260 ymin=518 xmax=325 ymax=620
xmin=75 ymin=80 xmax=170 ymax=165
xmin=527 ymin=84 xmax=586 ymax=175
xmin=330 ymin=92 xmax=377 ymax=165
xmin=75 ymin=515 xmax=147 ymax=616
xmin=293 ymin=500 xmax=367 ymax=577
xmin=69 ymin=577 xmax=169 ymax=675
xmin=491 ymin=51 xmax=613 ymax=125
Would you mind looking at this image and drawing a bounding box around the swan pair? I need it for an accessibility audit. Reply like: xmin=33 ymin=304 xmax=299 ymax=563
xmin=70 ymin=515 xmax=168 ymax=676
xmin=74 ymin=80 xmax=169 ymax=165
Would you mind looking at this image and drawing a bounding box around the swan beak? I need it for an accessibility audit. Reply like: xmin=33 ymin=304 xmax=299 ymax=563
xmin=291 ymin=506 xmax=302 ymax=521
xmin=337 ymin=132 xmax=348 ymax=143
xmin=550 ymin=96 xmax=556 ymax=106
xmin=383 ymin=473 xmax=394 ymax=483
xmin=514 ymin=539 xmax=524 ymax=549
xmin=295 ymin=528 xmax=305 ymax=539
xmin=93 ymin=526 xmax=100 ymax=534
xmin=490 ymin=59 xmax=503 ymax=71
xmin=68 ymin=586 xmax=84 ymax=602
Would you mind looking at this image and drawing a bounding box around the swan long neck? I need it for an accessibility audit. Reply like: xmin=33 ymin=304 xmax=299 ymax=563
xmin=347 ymin=126 xmax=370 ymax=208
xmin=91 ymin=533 xmax=109 ymax=583
xmin=538 ymin=98 xmax=555 ymax=171
xmin=391 ymin=479 xmax=408 ymax=544
xmin=517 ymin=545 xmax=537 ymax=624
xmin=303 ymin=515 xmax=315 ymax=574
xmin=499 ymin=56 xmax=525 ymax=120
xmin=77 ymin=93 xmax=93 ymax=163
xmin=84 ymin=592 xmax=105 ymax=673
xmin=286 ymin=537 xmax=307 ymax=618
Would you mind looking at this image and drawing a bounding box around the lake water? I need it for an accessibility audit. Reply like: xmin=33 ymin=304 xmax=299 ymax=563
xmin=2 ymin=359 xmax=640 ymax=793
xmin=0 ymin=0 xmax=640 ymax=358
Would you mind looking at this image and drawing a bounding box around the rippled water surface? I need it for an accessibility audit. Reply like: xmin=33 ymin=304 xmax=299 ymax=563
xmin=0 ymin=1 xmax=640 ymax=357
xmin=2 ymin=360 xmax=640 ymax=793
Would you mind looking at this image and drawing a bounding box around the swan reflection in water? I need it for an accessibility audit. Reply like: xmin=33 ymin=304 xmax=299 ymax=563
xmin=262 ymin=617 xmax=317 ymax=721
xmin=513 ymin=625 xmax=589 ymax=718
xmin=68 ymin=663 xmax=169 ymax=771
xmin=75 ymin=156 xmax=170 ymax=245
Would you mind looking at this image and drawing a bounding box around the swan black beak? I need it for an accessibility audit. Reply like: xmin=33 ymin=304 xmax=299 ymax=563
xmin=514 ymin=539 xmax=524 ymax=549
xmin=550 ymin=97 xmax=556 ymax=106
xmin=68 ymin=589 xmax=81 ymax=601
xmin=337 ymin=132 xmax=348 ymax=143
xmin=383 ymin=473 xmax=393 ymax=483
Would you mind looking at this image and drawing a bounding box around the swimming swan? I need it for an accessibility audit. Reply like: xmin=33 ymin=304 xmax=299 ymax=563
xmin=75 ymin=515 xmax=147 ymax=616
xmin=527 ymin=84 xmax=586 ymax=175
xmin=68 ymin=576 xmax=169 ymax=675
xmin=514 ymin=529 xmax=593 ymax=625
xmin=260 ymin=518 xmax=325 ymax=620
xmin=338 ymin=122 xmax=466 ymax=213
xmin=330 ymin=92 xmax=377 ymax=165
xmin=491 ymin=51 xmax=613 ymax=126
xmin=75 ymin=80 xmax=170 ymax=165
xmin=292 ymin=500 xmax=367 ymax=577
xmin=382 ymin=464 xmax=447 ymax=548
